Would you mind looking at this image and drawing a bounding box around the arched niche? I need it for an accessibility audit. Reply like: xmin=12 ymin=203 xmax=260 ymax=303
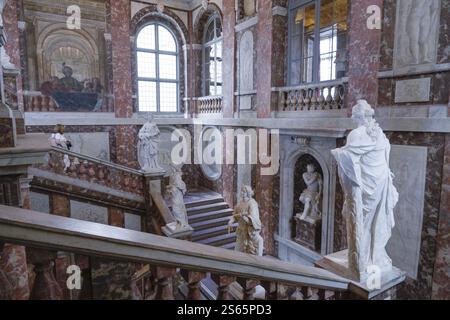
xmin=292 ymin=153 xmax=324 ymax=253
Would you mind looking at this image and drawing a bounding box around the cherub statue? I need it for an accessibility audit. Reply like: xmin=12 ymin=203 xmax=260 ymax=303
xmin=228 ymin=186 xmax=263 ymax=256
xmin=137 ymin=117 xmax=163 ymax=173
xmin=298 ymin=163 xmax=323 ymax=222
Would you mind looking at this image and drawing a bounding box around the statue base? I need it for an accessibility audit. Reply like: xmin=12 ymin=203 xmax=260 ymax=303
xmin=294 ymin=215 xmax=321 ymax=252
xmin=162 ymin=222 xmax=193 ymax=239
xmin=315 ymin=250 xmax=406 ymax=299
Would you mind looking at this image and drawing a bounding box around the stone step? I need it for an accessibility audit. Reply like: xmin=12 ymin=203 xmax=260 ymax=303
xmin=184 ymin=196 xmax=224 ymax=209
xmin=188 ymin=208 xmax=234 ymax=224
xmin=197 ymin=232 xmax=236 ymax=247
xmin=187 ymin=202 xmax=230 ymax=215
xmin=192 ymin=224 xmax=237 ymax=242
xmin=190 ymin=216 xmax=232 ymax=231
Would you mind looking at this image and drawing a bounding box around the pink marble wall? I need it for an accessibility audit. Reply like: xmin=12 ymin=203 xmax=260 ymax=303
xmin=110 ymin=0 xmax=132 ymax=118
xmin=347 ymin=0 xmax=383 ymax=110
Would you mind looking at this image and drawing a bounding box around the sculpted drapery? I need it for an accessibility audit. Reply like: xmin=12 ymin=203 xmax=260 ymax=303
xmin=332 ymin=100 xmax=398 ymax=281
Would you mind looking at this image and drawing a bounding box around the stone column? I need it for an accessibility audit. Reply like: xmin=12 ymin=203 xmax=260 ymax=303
xmin=347 ymin=0 xmax=383 ymax=110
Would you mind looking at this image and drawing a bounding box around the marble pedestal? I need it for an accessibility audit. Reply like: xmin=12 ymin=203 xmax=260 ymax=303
xmin=294 ymin=215 xmax=321 ymax=252
xmin=315 ymin=250 xmax=406 ymax=299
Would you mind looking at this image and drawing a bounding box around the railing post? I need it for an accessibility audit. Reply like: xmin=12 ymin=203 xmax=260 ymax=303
xmin=27 ymin=248 xmax=63 ymax=300
xmin=181 ymin=270 xmax=207 ymax=300
xmin=261 ymin=281 xmax=278 ymax=300
xmin=212 ymin=274 xmax=236 ymax=300
xmin=237 ymin=278 xmax=259 ymax=300
xmin=153 ymin=266 xmax=176 ymax=300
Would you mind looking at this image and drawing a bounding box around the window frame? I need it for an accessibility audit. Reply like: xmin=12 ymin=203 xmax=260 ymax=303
xmin=287 ymin=0 xmax=348 ymax=86
xmin=136 ymin=22 xmax=180 ymax=113
xmin=202 ymin=13 xmax=223 ymax=97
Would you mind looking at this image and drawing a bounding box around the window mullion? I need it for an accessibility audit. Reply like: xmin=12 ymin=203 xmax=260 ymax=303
xmin=313 ymin=0 xmax=321 ymax=83
xmin=155 ymin=24 xmax=160 ymax=112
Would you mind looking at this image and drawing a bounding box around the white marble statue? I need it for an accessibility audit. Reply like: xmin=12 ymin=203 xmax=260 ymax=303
xmin=331 ymin=100 xmax=399 ymax=281
xmin=137 ymin=119 xmax=163 ymax=173
xmin=165 ymin=166 xmax=189 ymax=231
xmin=298 ymin=163 xmax=323 ymax=222
xmin=228 ymin=186 xmax=263 ymax=256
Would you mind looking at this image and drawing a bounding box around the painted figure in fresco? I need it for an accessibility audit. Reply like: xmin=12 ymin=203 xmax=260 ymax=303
xmin=331 ymin=100 xmax=398 ymax=281
xmin=59 ymin=64 xmax=82 ymax=92
xmin=228 ymin=186 xmax=264 ymax=256
xmin=165 ymin=166 xmax=190 ymax=230
xmin=92 ymin=77 xmax=104 ymax=112
xmin=137 ymin=119 xmax=163 ymax=172
xmin=299 ymin=163 xmax=323 ymax=222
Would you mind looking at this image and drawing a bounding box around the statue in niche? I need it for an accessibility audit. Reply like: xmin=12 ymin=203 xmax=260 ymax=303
xmin=165 ymin=165 xmax=189 ymax=231
xmin=137 ymin=117 xmax=163 ymax=173
xmin=331 ymin=100 xmax=399 ymax=281
xmin=228 ymin=186 xmax=263 ymax=256
xmin=298 ymin=163 xmax=323 ymax=222
xmin=396 ymin=0 xmax=440 ymax=67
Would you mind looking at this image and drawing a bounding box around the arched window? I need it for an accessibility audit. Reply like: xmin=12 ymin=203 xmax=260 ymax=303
xmin=202 ymin=14 xmax=222 ymax=96
xmin=136 ymin=23 xmax=179 ymax=112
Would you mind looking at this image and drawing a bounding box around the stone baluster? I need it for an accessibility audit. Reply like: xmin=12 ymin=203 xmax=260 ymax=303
xmin=290 ymin=287 xmax=305 ymax=300
xmin=153 ymin=266 xmax=176 ymax=300
xmin=212 ymin=274 xmax=236 ymax=300
xmin=237 ymin=278 xmax=259 ymax=300
xmin=261 ymin=281 xmax=277 ymax=300
xmin=181 ymin=270 xmax=206 ymax=300
xmin=27 ymin=248 xmax=63 ymax=300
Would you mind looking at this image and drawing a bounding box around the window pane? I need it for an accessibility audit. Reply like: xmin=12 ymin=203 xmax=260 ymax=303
xmin=216 ymin=60 xmax=222 ymax=83
xmin=158 ymin=26 xmax=176 ymax=52
xmin=159 ymin=82 xmax=177 ymax=112
xmin=138 ymin=81 xmax=157 ymax=112
xmin=159 ymin=54 xmax=177 ymax=80
xmin=137 ymin=25 xmax=155 ymax=50
xmin=137 ymin=52 xmax=156 ymax=78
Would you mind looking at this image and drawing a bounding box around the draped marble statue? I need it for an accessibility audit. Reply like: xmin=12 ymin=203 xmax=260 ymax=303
xmin=298 ymin=164 xmax=323 ymax=222
xmin=228 ymin=186 xmax=264 ymax=256
xmin=331 ymin=100 xmax=399 ymax=281
xmin=165 ymin=166 xmax=189 ymax=231
xmin=137 ymin=119 xmax=163 ymax=173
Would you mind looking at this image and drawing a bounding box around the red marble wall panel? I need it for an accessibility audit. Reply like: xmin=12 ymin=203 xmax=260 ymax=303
xmin=110 ymin=0 xmax=133 ymax=118
xmin=109 ymin=207 xmax=124 ymax=227
xmin=432 ymin=134 xmax=450 ymax=299
xmin=0 ymin=118 xmax=15 ymax=148
xmin=347 ymin=0 xmax=383 ymax=110
xmin=51 ymin=194 xmax=70 ymax=217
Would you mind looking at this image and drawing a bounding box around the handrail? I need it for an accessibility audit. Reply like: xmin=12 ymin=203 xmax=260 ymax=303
xmin=0 ymin=205 xmax=350 ymax=291
xmin=150 ymin=189 xmax=175 ymax=225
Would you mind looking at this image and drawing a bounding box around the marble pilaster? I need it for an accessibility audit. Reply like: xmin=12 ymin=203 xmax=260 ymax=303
xmin=222 ymin=0 xmax=236 ymax=118
xmin=347 ymin=0 xmax=383 ymax=110
xmin=110 ymin=0 xmax=133 ymax=118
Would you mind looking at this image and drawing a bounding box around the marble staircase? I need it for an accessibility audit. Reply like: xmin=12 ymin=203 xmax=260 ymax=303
xmin=184 ymin=189 xmax=236 ymax=249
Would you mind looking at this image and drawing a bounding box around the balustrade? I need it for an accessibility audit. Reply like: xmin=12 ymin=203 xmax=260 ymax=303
xmin=197 ymin=96 xmax=223 ymax=114
xmin=275 ymin=80 xmax=347 ymax=112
